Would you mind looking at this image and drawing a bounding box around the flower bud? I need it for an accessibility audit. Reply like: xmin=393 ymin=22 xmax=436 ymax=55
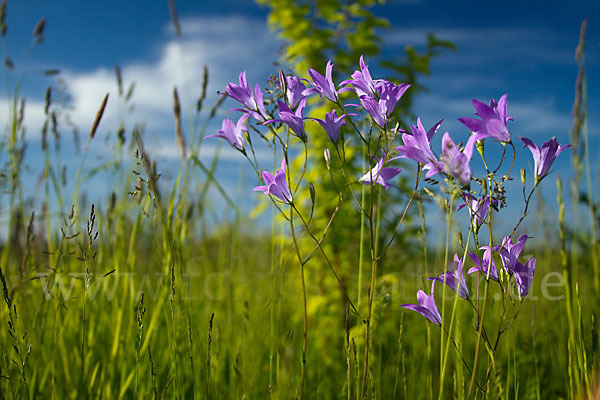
xmin=520 ymin=168 xmax=526 ymax=185
xmin=324 ymin=148 xmax=331 ymax=168
xmin=278 ymin=70 xmax=287 ymax=98
xmin=476 ymin=137 xmax=485 ymax=157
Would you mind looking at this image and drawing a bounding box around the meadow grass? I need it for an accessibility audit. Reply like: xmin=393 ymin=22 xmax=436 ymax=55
xmin=0 ymin=9 xmax=599 ymax=400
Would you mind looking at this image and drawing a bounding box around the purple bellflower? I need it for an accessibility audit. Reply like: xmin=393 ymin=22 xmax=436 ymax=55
xmin=225 ymin=71 xmax=267 ymax=122
xmin=457 ymin=193 xmax=495 ymax=229
xmin=498 ymin=234 xmax=530 ymax=273
xmin=519 ymin=137 xmax=570 ymax=183
xmin=378 ymin=80 xmax=410 ymax=118
xmin=497 ymin=235 xmax=536 ymax=298
xmin=358 ymin=154 xmax=402 ymax=190
xmin=340 ymin=57 xmax=409 ymax=129
xmin=340 ymin=56 xmax=410 ymax=108
xmin=467 ymin=246 xmax=499 ymax=281
xmin=429 ymin=254 xmax=469 ymax=299
xmin=458 ymin=94 xmax=512 ymax=142
xmin=204 ymin=114 xmax=249 ymax=151
xmin=357 ymin=81 xmax=410 ymax=129
xmin=340 ymin=55 xmax=379 ymax=97
xmin=253 ymin=159 xmax=292 ymax=204
xmin=396 ymin=118 xmax=443 ymax=177
xmin=440 ymin=132 xmax=477 ymax=187
xmin=265 ymin=98 xmax=307 ymax=140
xmin=511 ymin=257 xmax=536 ymax=298
xmin=305 ymin=60 xmax=338 ymax=102
xmin=359 ymin=95 xmax=388 ymax=128
xmin=309 ymin=109 xmax=346 ymax=144
xmin=282 ymin=75 xmax=306 ymax=109
xmin=401 ymin=281 xmax=442 ymax=326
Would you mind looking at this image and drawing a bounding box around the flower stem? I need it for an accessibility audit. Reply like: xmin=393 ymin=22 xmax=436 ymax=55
xmin=289 ymin=209 xmax=307 ymax=400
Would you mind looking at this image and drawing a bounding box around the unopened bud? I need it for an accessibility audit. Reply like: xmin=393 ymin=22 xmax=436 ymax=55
xmin=324 ymin=148 xmax=331 ymax=168
xmin=520 ymin=168 xmax=526 ymax=185
xmin=278 ymin=70 xmax=287 ymax=98
xmin=309 ymin=182 xmax=316 ymax=205
xmin=476 ymin=137 xmax=485 ymax=157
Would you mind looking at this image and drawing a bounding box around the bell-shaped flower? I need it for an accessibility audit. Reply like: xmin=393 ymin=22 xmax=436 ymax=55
xmin=309 ymin=109 xmax=346 ymax=144
xmin=511 ymin=257 xmax=536 ymax=298
xmin=519 ymin=136 xmax=570 ymax=183
xmin=458 ymin=94 xmax=512 ymax=142
xmin=264 ymin=98 xmax=307 ymax=140
xmin=457 ymin=193 xmax=496 ymax=229
xmin=359 ymin=95 xmax=387 ymax=128
xmin=358 ymin=154 xmax=401 ymax=190
xmin=204 ymin=114 xmax=249 ymax=151
xmin=498 ymin=234 xmax=530 ymax=273
xmin=305 ymin=60 xmax=338 ymax=102
xmin=339 ymin=55 xmax=380 ymax=97
xmin=429 ymin=254 xmax=469 ymax=299
xmin=253 ymin=159 xmax=292 ymax=204
xmin=378 ymin=80 xmax=410 ymax=118
xmin=396 ymin=118 xmax=443 ymax=177
xmin=401 ymin=281 xmax=442 ymax=325
xmin=440 ymin=132 xmax=477 ymax=187
xmin=284 ymin=75 xmax=306 ymax=109
xmin=350 ymin=79 xmax=409 ymax=129
xmin=467 ymin=246 xmax=499 ymax=281
xmin=224 ymin=71 xmax=267 ymax=122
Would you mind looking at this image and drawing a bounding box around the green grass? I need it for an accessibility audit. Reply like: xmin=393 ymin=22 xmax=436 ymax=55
xmin=0 ymin=11 xmax=599 ymax=400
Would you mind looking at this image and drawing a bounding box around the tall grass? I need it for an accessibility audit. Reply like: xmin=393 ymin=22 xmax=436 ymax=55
xmin=0 ymin=8 xmax=598 ymax=400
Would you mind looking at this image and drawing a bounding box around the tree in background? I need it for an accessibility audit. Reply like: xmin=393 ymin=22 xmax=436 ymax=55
xmin=255 ymin=0 xmax=455 ymax=395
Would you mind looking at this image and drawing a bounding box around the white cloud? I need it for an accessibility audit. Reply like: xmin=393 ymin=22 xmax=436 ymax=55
xmin=0 ymin=98 xmax=47 ymax=140
xmin=3 ymin=15 xmax=280 ymax=150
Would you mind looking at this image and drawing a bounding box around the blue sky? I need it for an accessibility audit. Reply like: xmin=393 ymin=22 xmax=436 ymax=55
xmin=1 ymin=0 xmax=599 ymax=233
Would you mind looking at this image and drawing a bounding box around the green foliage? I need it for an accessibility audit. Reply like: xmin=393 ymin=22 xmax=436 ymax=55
xmin=254 ymin=2 xmax=456 ymax=391
xmin=0 ymin=4 xmax=597 ymax=400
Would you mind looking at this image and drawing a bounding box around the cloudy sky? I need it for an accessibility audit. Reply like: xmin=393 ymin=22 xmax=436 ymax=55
xmin=1 ymin=0 xmax=599 ymax=231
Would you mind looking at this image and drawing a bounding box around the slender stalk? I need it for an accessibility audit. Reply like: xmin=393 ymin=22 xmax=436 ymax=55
xmin=289 ymin=207 xmax=308 ymax=400
xmin=439 ymin=227 xmax=473 ymax=399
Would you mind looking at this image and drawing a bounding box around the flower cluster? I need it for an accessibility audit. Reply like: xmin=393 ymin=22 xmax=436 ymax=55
xmin=208 ymin=56 xmax=570 ymax=330
xmin=403 ymin=236 xmax=537 ymax=325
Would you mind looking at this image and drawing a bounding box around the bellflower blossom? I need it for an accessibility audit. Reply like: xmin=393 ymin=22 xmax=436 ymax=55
xmin=458 ymin=94 xmax=512 ymax=142
xmin=224 ymin=71 xmax=267 ymax=122
xmin=378 ymin=80 xmax=410 ymax=118
xmin=457 ymin=193 xmax=495 ymax=229
xmin=358 ymin=154 xmax=401 ymax=190
xmin=265 ymin=98 xmax=307 ymax=140
xmin=511 ymin=258 xmax=536 ymax=298
xmin=440 ymin=132 xmax=478 ymax=187
xmin=305 ymin=60 xmax=338 ymax=102
xmin=396 ymin=118 xmax=443 ymax=177
xmin=359 ymin=95 xmax=388 ymax=128
xmin=429 ymin=254 xmax=469 ymax=299
xmin=496 ymin=235 xmax=536 ymax=297
xmin=340 ymin=55 xmax=379 ymax=97
xmin=401 ymin=281 xmax=442 ymax=326
xmin=357 ymin=81 xmax=410 ymax=129
xmin=467 ymin=247 xmax=499 ymax=281
xmin=519 ymin=137 xmax=570 ymax=182
xmin=204 ymin=114 xmax=249 ymax=151
xmin=282 ymin=75 xmax=306 ymax=109
xmin=309 ymin=109 xmax=346 ymax=144
xmin=498 ymin=234 xmax=530 ymax=273
xmin=253 ymin=159 xmax=293 ymax=204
